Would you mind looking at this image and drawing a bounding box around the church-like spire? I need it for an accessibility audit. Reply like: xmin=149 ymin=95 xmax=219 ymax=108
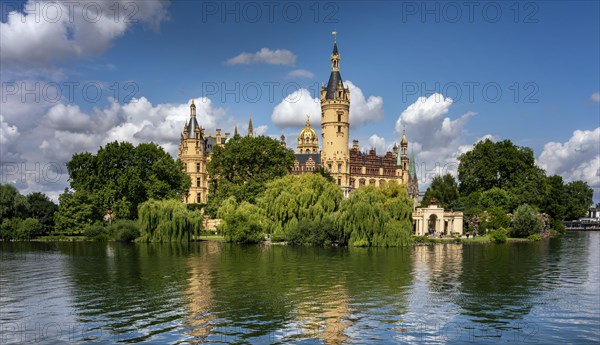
xmin=234 ymin=125 xmax=239 ymax=137
xmin=190 ymin=99 xmax=196 ymax=118
xmin=247 ymin=115 xmax=254 ymax=137
xmin=184 ymin=99 xmax=200 ymax=139
xmin=409 ymin=149 xmax=417 ymax=178
xmin=325 ymin=32 xmax=343 ymax=100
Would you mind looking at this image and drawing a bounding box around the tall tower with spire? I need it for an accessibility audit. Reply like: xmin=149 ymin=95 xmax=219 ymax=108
xmin=247 ymin=115 xmax=254 ymax=138
xmin=321 ymin=32 xmax=351 ymax=195
xmin=178 ymin=99 xmax=208 ymax=204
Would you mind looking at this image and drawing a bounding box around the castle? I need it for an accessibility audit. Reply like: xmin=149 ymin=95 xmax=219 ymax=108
xmin=179 ymin=37 xmax=419 ymax=204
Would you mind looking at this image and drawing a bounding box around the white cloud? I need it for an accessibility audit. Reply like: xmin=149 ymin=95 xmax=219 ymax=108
xmin=0 ymin=115 xmax=21 ymax=160
xmin=537 ymin=128 xmax=600 ymax=190
xmin=287 ymin=69 xmax=314 ymax=78
xmin=35 ymin=96 xmax=231 ymax=161
xmin=271 ymin=88 xmax=320 ymax=129
xmin=346 ymin=80 xmax=384 ymax=127
xmin=591 ymin=92 xmax=600 ymax=102
xmin=1 ymin=96 xmax=231 ymax=201
xmin=270 ymin=82 xmax=383 ymax=129
xmin=0 ymin=0 xmax=170 ymax=71
xmin=367 ymin=134 xmax=386 ymax=154
xmin=225 ymin=48 xmax=296 ymax=65
xmin=395 ymin=93 xmax=479 ymax=185
xmin=254 ymin=125 xmax=268 ymax=136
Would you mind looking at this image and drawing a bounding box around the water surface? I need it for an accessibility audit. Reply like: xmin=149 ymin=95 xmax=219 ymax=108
xmin=1 ymin=232 xmax=598 ymax=344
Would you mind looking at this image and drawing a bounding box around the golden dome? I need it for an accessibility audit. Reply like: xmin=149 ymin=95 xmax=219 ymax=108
xmin=297 ymin=115 xmax=319 ymax=154
xmin=400 ymin=129 xmax=408 ymax=146
xmin=298 ymin=115 xmax=318 ymax=142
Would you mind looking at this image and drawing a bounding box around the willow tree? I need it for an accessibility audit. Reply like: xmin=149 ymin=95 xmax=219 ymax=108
xmin=335 ymin=182 xmax=413 ymax=247
xmin=217 ymin=197 xmax=267 ymax=243
xmin=258 ymin=174 xmax=343 ymax=244
xmin=138 ymin=199 xmax=202 ymax=242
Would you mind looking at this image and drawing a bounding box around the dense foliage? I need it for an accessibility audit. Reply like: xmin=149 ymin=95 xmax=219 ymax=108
xmin=217 ymin=197 xmax=267 ymax=243
xmin=258 ymin=174 xmax=343 ymax=244
xmin=55 ymin=189 xmax=100 ymax=234
xmin=138 ymin=199 xmax=202 ymax=242
xmin=64 ymin=141 xmax=190 ymax=221
xmin=0 ymin=184 xmax=58 ymax=240
xmin=424 ymin=139 xmax=597 ymax=237
xmin=84 ymin=219 xmax=141 ymax=242
xmin=420 ymin=174 xmax=459 ymax=209
xmin=206 ymin=136 xmax=295 ymax=217
xmin=217 ymin=175 xmax=413 ymax=247
xmin=335 ymin=183 xmax=413 ymax=247
xmin=512 ymin=204 xmax=543 ymax=238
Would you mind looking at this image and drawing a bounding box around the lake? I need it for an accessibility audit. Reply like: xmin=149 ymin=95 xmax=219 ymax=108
xmin=1 ymin=232 xmax=598 ymax=344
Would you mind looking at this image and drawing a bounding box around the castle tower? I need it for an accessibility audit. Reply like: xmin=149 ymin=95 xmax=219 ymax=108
xmin=297 ymin=114 xmax=319 ymax=154
xmin=247 ymin=115 xmax=254 ymax=138
xmin=178 ymin=99 xmax=208 ymax=204
xmin=321 ymin=32 xmax=351 ymax=195
xmin=400 ymin=129 xmax=409 ymax=173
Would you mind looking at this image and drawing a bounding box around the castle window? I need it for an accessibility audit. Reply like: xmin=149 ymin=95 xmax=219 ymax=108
xmin=337 ymin=126 xmax=341 ymax=133
xmin=196 ymin=177 xmax=201 ymax=187
xmin=328 ymin=164 xmax=332 ymax=172
xmin=338 ymin=91 xmax=342 ymax=98
xmin=197 ymin=194 xmax=201 ymax=203
xmin=184 ymin=163 xmax=187 ymax=171
xmin=359 ymin=179 xmax=366 ymax=186
xmin=338 ymin=114 xmax=341 ymax=122
xmin=337 ymin=178 xmax=341 ymax=185
xmin=338 ymin=164 xmax=342 ymax=173
xmin=196 ymin=163 xmax=200 ymax=172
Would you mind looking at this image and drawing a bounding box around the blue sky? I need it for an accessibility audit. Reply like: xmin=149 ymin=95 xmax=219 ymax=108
xmin=1 ymin=0 xmax=599 ymax=201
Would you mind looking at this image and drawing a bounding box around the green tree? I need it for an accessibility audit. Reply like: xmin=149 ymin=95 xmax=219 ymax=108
xmin=335 ymin=183 xmax=413 ymax=247
xmin=206 ymin=136 xmax=295 ymax=216
xmin=564 ymin=180 xmax=593 ymax=220
xmin=542 ymin=175 xmax=567 ymax=221
xmin=458 ymin=139 xmax=539 ymax=195
xmin=512 ymin=204 xmax=543 ymax=238
xmin=479 ymin=187 xmax=513 ymax=212
xmin=0 ymin=184 xmax=29 ymax=220
xmin=218 ymin=200 xmax=267 ymax=243
xmin=421 ymin=174 xmax=459 ymax=209
xmin=25 ymin=192 xmax=58 ymax=234
xmin=65 ymin=141 xmax=190 ymax=220
xmin=14 ymin=218 xmax=42 ymax=241
xmin=137 ymin=199 xmax=202 ymax=242
xmin=108 ymin=220 xmax=140 ymax=242
xmin=55 ymin=189 xmax=101 ymax=235
xmin=258 ymin=174 xmax=342 ymax=244
xmin=480 ymin=206 xmax=511 ymax=231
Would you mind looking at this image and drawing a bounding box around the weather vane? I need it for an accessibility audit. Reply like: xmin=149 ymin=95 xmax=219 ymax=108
xmin=332 ymin=31 xmax=337 ymax=43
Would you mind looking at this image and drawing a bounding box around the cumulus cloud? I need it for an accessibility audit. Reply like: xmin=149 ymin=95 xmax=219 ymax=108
xmin=366 ymin=134 xmax=387 ymax=154
xmin=537 ymin=128 xmax=600 ymax=191
xmin=0 ymin=115 xmax=21 ymax=160
xmin=591 ymin=92 xmax=600 ymax=102
xmin=395 ymin=93 xmax=480 ymax=184
xmin=0 ymin=96 xmax=231 ymax=201
xmin=346 ymin=81 xmax=384 ymax=127
xmin=254 ymin=125 xmax=269 ymax=136
xmin=28 ymin=96 xmax=230 ymax=164
xmin=0 ymin=0 xmax=170 ymax=71
xmin=271 ymin=88 xmax=320 ymax=129
xmin=225 ymin=48 xmax=296 ymax=65
xmin=270 ymin=82 xmax=383 ymax=129
xmin=287 ymin=69 xmax=314 ymax=78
